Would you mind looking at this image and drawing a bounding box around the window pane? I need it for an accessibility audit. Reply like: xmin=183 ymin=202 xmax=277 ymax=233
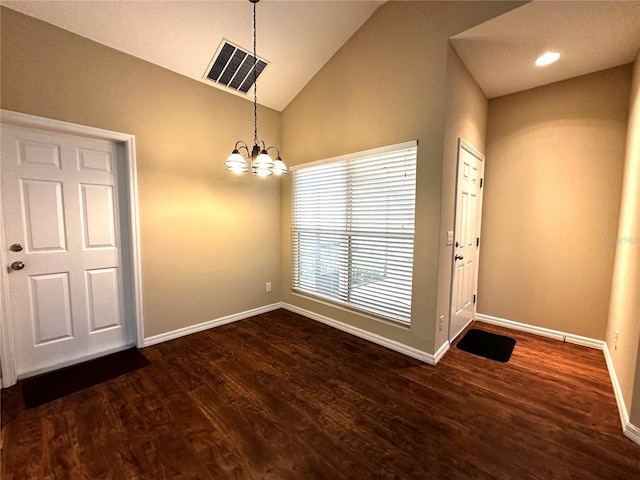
xmin=292 ymin=142 xmax=417 ymax=324
xmin=294 ymin=232 xmax=349 ymax=301
xmin=349 ymin=235 xmax=414 ymax=321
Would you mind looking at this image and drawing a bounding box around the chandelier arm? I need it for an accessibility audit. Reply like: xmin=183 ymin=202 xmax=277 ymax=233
xmin=234 ymin=140 xmax=250 ymax=155
xmin=265 ymin=145 xmax=280 ymax=157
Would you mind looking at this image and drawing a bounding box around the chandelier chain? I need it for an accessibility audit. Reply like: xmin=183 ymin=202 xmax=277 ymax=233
xmin=253 ymin=0 xmax=258 ymax=146
xmin=224 ymin=0 xmax=287 ymax=176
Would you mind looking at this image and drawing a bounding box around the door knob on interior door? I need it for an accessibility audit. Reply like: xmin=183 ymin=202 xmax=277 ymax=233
xmin=10 ymin=261 xmax=25 ymax=271
xmin=454 ymin=255 xmax=464 ymax=261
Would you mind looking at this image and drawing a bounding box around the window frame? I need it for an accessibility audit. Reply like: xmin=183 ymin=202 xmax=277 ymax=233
xmin=291 ymin=140 xmax=418 ymax=325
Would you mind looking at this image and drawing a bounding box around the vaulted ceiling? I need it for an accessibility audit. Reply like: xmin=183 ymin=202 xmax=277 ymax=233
xmin=1 ymin=0 xmax=385 ymax=111
xmin=3 ymin=1 xmax=639 ymax=110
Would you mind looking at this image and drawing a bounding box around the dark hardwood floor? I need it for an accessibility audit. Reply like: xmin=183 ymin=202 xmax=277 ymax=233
xmin=2 ymin=309 xmax=639 ymax=479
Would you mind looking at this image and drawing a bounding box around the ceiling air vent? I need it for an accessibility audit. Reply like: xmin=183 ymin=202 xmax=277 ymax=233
xmin=204 ymin=40 xmax=268 ymax=94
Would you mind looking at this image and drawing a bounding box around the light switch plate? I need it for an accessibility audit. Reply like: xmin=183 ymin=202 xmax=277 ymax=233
xmin=446 ymin=231 xmax=454 ymax=246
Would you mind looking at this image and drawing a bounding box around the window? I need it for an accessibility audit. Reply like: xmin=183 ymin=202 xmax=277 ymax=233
xmin=292 ymin=141 xmax=417 ymax=324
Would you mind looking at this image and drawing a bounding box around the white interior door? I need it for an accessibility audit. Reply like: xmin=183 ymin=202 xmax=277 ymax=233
xmin=1 ymin=124 xmax=134 ymax=378
xmin=449 ymin=139 xmax=484 ymax=342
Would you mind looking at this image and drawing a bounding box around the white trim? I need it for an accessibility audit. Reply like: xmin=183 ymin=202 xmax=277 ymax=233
xmin=476 ymin=313 xmax=604 ymax=350
xmin=289 ymin=140 xmax=417 ymax=171
xmin=0 ymin=208 xmax=17 ymax=386
xmin=624 ymin=422 xmax=640 ymax=446
xmin=603 ymin=343 xmax=630 ymax=428
xmin=143 ymin=303 xmax=282 ymax=347
xmin=0 ymin=110 xmax=144 ymax=388
xmin=603 ymin=343 xmax=640 ymax=447
xmin=0 ymin=110 xmax=135 ymax=142
xmin=459 ymin=138 xmax=485 ymax=161
xmin=450 ymin=318 xmax=473 ymax=342
xmin=282 ymin=303 xmax=437 ymax=365
xmin=433 ymin=340 xmax=450 ymax=364
xmin=123 ymin=135 xmax=145 ymax=350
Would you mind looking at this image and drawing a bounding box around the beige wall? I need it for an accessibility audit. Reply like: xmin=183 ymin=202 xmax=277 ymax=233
xmin=480 ymin=66 xmax=631 ymax=340
xmin=607 ymin=53 xmax=640 ymax=425
xmin=435 ymin=44 xmax=488 ymax=350
xmin=3 ymin=4 xmax=638 ymax=427
xmin=0 ymin=8 xmax=283 ymax=338
xmin=281 ymin=1 xmax=522 ymax=354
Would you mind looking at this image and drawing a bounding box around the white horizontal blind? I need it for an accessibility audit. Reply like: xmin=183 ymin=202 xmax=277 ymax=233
xmin=292 ymin=142 xmax=417 ymax=324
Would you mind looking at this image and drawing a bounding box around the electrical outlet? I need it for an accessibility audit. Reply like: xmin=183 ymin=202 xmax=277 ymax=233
xmin=266 ymin=282 xmax=272 ymax=293
xmin=615 ymin=330 xmax=619 ymax=350
xmin=439 ymin=315 xmax=444 ymax=332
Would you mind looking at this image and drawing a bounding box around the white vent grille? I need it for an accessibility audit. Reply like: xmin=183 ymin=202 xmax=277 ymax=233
xmin=204 ymin=40 xmax=268 ymax=94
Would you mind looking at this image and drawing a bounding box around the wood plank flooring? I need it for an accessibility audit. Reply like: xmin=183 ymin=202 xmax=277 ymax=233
xmin=2 ymin=309 xmax=639 ymax=479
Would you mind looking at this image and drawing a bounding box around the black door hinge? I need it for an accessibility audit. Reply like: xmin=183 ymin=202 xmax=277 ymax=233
xmin=480 ymin=178 xmax=484 ymax=188
xmin=473 ymin=294 xmax=476 ymax=304
xmin=476 ymin=237 xmax=480 ymax=247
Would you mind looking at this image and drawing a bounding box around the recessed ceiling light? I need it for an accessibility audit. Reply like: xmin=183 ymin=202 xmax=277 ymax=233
xmin=535 ymin=52 xmax=560 ymax=67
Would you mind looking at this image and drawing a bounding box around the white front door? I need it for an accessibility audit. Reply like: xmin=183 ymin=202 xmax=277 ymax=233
xmin=1 ymin=124 xmax=134 ymax=378
xmin=449 ymin=139 xmax=484 ymax=341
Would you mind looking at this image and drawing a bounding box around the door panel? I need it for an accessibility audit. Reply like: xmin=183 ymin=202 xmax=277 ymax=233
xmin=19 ymin=139 xmax=61 ymax=168
xmin=450 ymin=140 xmax=484 ymax=341
xmin=21 ymin=180 xmax=68 ymax=252
xmin=29 ymin=272 xmax=74 ymax=344
xmin=86 ymin=268 xmax=122 ymax=332
xmin=2 ymin=125 xmax=132 ymax=377
xmin=78 ymin=147 xmax=112 ymax=173
xmin=81 ymin=184 xmax=117 ymax=249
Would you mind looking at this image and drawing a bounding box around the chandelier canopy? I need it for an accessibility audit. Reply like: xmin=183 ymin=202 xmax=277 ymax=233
xmin=225 ymin=0 xmax=287 ymax=177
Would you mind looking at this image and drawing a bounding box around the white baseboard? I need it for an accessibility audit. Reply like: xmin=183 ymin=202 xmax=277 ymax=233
xmin=434 ymin=340 xmax=450 ymax=364
xmin=603 ymin=342 xmax=630 ymax=429
xmin=624 ymin=422 xmax=640 ymax=445
xmin=282 ymin=303 xmax=438 ymax=365
xmin=476 ymin=313 xmax=604 ymax=350
xmin=604 ymin=343 xmax=640 ymax=447
xmin=143 ymin=303 xmax=282 ymax=347
xmin=477 ymin=313 xmax=640 ymax=447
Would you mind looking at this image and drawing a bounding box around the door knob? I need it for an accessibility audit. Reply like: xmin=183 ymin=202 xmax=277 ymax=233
xmin=10 ymin=261 xmax=25 ymax=271
xmin=454 ymin=255 xmax=464 ymax=261
xmin=10 ymin=243 xmax=23 ymax=252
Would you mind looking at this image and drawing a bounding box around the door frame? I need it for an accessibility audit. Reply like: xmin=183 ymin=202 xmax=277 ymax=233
xmin=0 ymin=110 xmax=145 ymax=387
xmin=448 ymin=138 xmax=485 ymax=341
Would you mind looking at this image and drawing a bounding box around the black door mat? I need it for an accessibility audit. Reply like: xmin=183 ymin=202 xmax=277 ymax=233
xmin=456 ymin=328 xmax=516 ymax=363
xmin=22 ymin=347 xmax=150 ymax=408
